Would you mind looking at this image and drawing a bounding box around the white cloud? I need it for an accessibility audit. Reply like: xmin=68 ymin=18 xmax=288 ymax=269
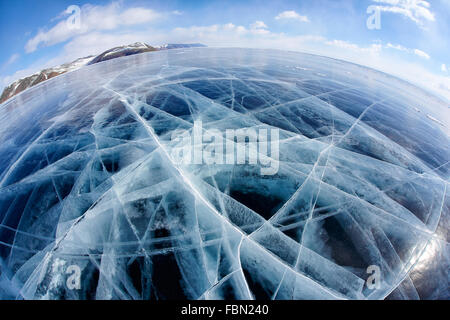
xmin=386 ymin=43 xmax=431 ymax=59
xmin=413 ymin=49 xmax=430 ymax=59
xmin=250 ymin=21 xmax=268 ymax=30
xmin=171 ymin=21 xmax=280 ymax=43
xmin=386 ymin=42 xmax=409 ymax=52
xmin=442 ymin=64 xmax=448 ymax=72
xmin=25 ymin=2 xmax=161 ymax=53
xmin=371 ymin=0 xmax=435 ymax=26
xmin=326 ymin=40 xmax=382 ymax=55
xmin=250 ymin=21 xmax=269 ymax=34
xmin=1 ymin=54 xmax=19 ymax=70
xmin=170 ymin=22 xmax=323 ymax=49
xmin=275 ymin=10 xmax=309 ymax=22
xmin=222 ymin=23 xmax=246 ymax=34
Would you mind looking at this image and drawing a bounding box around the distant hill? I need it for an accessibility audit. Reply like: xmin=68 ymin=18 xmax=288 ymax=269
xmin=0 ymin=43 xmax=206 ymax=104
xmin=158 ymin=43 xmax=207 ymax=50
xmin=87 ymin=42 xmax=158 ymax=65
xmin=0 ymin=56 xmax=94 ymax=104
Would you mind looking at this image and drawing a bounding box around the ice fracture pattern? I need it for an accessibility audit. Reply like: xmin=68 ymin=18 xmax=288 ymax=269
xmin=0 ymin=48 xmax=448 ymax=300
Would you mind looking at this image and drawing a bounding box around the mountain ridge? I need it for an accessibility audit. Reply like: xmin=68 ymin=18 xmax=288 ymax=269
xmin=0 ymin=42 xmax=206 ymax=104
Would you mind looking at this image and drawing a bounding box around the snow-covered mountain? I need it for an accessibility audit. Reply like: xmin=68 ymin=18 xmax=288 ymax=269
xmin=0 ymin=43 xmax=206 ymax=104
xmin=87 ymin=42 xmax=158 ymax=65
xmin=0 ymin=56 xmax=94 ymax=104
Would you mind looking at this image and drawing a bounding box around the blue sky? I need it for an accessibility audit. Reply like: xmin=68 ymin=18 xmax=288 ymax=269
xmin=0 ymin=0 xmax=449 ymax=100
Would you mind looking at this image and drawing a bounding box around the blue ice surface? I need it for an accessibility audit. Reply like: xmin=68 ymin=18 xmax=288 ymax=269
xmin=0 ymin=48 xmax=448 ymax=300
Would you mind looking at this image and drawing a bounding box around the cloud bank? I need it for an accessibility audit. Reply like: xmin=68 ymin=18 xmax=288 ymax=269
xmin=275 ymin=10 xmax=309 ymax=22
xmin=25 ymin=2 xmax=160 ymax=53
xmin=371 ymin=0 xmax=435 ymax=26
